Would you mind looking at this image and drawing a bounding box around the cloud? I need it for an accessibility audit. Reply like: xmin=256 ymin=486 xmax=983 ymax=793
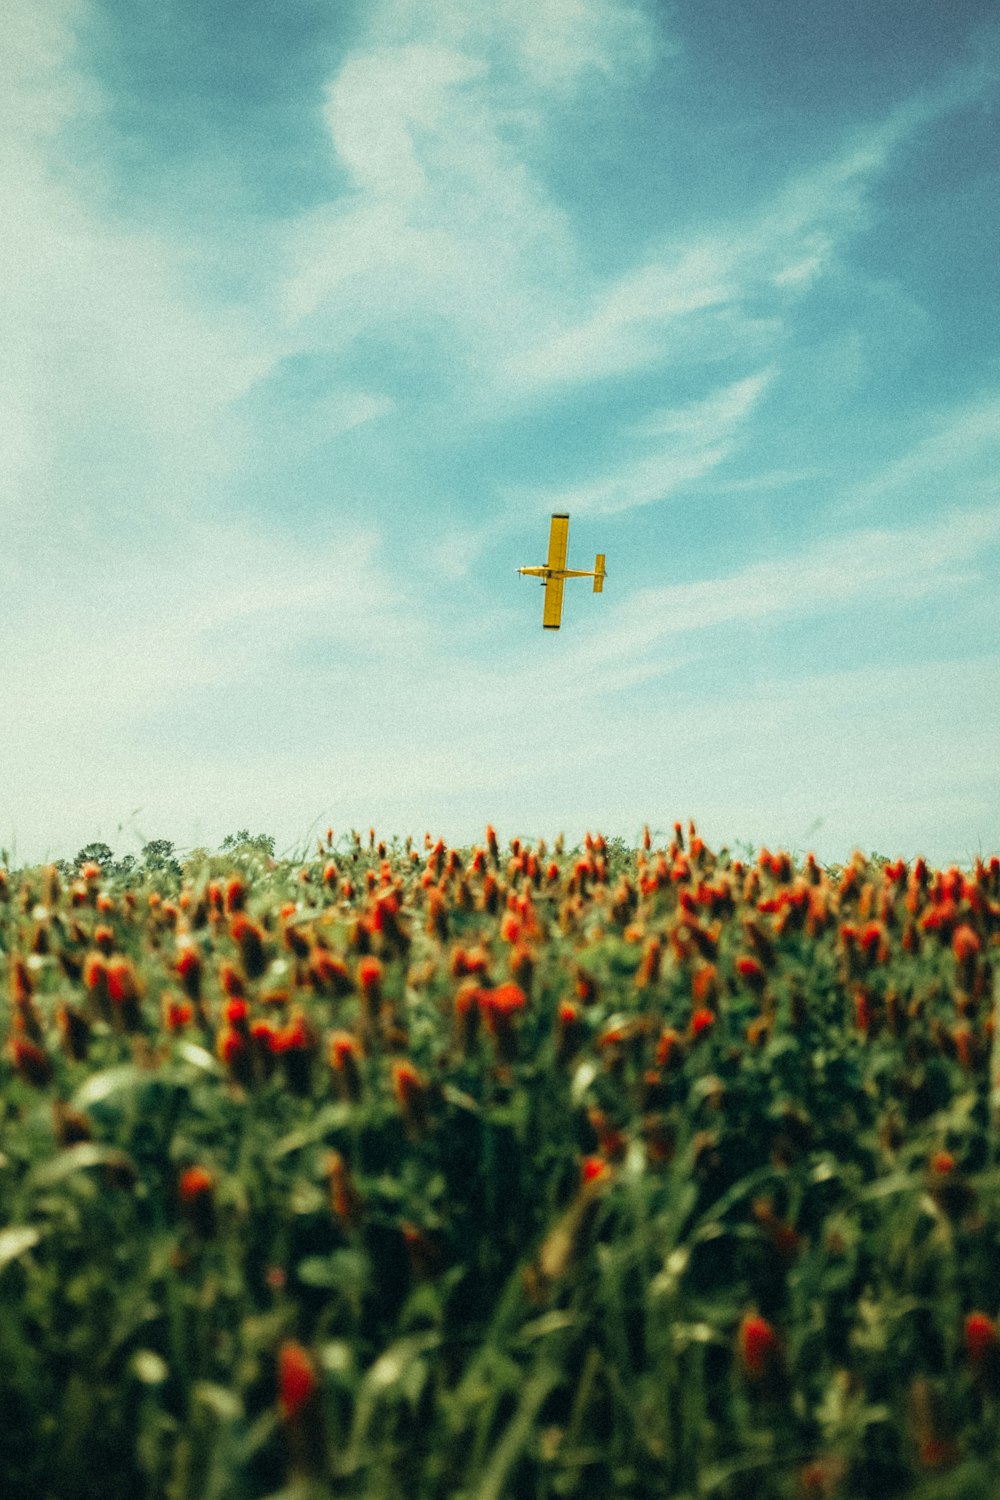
xmin=376 ymin=0 xmax=662 ymax=91
xmin=845 ymin=391 xmax=1000 ymax=515
xmin=509 ymin=368 xmax=774 ymax=514
xmin=542 ymin=503 xmax=1000 ymax=684
xmin=505 ymin=61 xmax=998 ymax=394
xmin=280 ymin=0 xmax=664 ymax=395
xmin=1 ymin=6 xmax=279 ymax=544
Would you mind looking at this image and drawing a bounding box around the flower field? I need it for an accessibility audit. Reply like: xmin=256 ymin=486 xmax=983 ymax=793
xmin=1 ymin=826 xmax=999 ymax=1500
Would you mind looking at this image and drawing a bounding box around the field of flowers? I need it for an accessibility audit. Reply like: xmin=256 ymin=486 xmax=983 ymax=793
xmin=1 ymin=825 xmax=999 ymax=1500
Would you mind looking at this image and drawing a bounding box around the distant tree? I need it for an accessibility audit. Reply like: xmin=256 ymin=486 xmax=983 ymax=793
xmin=75 ymin=842 xmax=115 ymax=871
xmin=112 ymin=853 xmax=137 ymax=879
xmin=220 ymin=830 xmax=276 ymax=859
xmin=141 ymin=839 xmax=182 ymax=877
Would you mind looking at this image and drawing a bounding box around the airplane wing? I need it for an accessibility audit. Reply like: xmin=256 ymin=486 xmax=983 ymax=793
xmin=542 ymin=575 xmax=565 ymax=630
xmin=545 ymin=513 xmax=569 ymax=573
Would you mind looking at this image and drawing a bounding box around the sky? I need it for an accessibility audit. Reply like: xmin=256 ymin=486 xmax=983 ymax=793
xmin=3 ymin=0 xmax=999 ymax=869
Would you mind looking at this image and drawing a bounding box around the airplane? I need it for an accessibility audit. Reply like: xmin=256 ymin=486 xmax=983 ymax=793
xmin=518 ymin=513 xmax=606 ymax=630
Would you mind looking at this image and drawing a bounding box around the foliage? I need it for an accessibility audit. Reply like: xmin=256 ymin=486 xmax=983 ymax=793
xmin=220 ymin=831 xmax=277 ymax=860
xmin=0 ymin=825 xmax=997 ymax=1498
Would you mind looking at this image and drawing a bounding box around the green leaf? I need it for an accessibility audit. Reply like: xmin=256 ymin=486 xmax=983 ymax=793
xmin=131 ymin=1349 xmax=170 ymax=1386
xmin=30 ymin=1142 xmax=138 ymax=1187
xmin=0 ymin=1225 xmax=41 ymax=1271
xmin=174 ymin=1042 xmax=223 ymax=1076
xmin=193 ymin=1381 xmax=243 ymax=1421
xmin=72 ymin=1064 xmax=146 ymax=1109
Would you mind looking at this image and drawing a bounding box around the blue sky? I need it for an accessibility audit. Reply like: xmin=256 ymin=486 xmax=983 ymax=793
xmin=3 ymin=0 xmax=999 ymax=868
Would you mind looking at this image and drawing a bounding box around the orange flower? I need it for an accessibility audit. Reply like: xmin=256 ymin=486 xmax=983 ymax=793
xmin=174 ymin=942 xmax=203 ymax=1002
xmin=179 ymin=1164 xmax=215 ymax=1202
xmin=952 ymin=923 xmax=981 ymax=964
xmin=57 ymin=1002 xmax=91 ymax=1062
xmin=656 ymin=1026 xmax=683 ymax=1068
xmin=692 ymin=963 xmax=719 ymax=1007
xmin=308 ymin=947 xmax=352 ymax=996
xmin=479 ymin=982 xmax=527 ymax=1062
xmin=952 ymin=1023 xmax=974 ymax=1070
xmin=328 ymin=1031 xmax=363 ymax=1101
xmin=555 ymin=999 xmax=583 ymax=1062
xmin=229 ymin=914 xmax=267 ymax=979
xmin=105 ymin=956 xmax=142 ymax=1030
xmin=635 ymin=936 xmax=662 ymax=988
xmin=7 ymin=1036 xmax=54 ymax=1088
xmin=178 ymin=1165 xmax=216 ymax=1235
xmin=83 ymin=950 xmax=108 ymax=997
xmin=224 ymin=876 xmax=246 ymax=914
xmin=326 ymin=1150 xmax=363 ymax=1229
xmin=391 ymin=1059 xmax=428 ymax=1133
xmin=8 ymin=955 xmax=34 ymax=1006
xmin=357 ymin=956 xmax=382 ymax=1002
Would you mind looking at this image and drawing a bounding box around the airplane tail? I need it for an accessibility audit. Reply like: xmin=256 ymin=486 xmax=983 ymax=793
xmin=593 ymin=554 xmax=606 ymax=593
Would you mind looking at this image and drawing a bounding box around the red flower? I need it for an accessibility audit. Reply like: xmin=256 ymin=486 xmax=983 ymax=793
xmin=357 ymin=956 xmax=382 ymax=1000
xmin=105 ymin=956 xmax=138 ymax=1004
xmin=7 ymin=1036 xmax=53 ymax=1088
xmin=735 ymin=954 xmax=766 ymax=991
xmin=163 ymin=996 xmax=194 ymax=1032
xmin=690 ymin=1007 xmax=715 ymax=1040
xmin=219 ymin=962 xmax=246 ymax=999
xmin=737 ymin=1312 xmax=780 ymax=1381
xmin=278 ymin=1340 xmax=319 ymax=1423
xmin=964 ymin=1311 xmax=998 ymax=1367
xmin=174 ymin=942 xmax=203 ymax=1002
xmin=83 ymin=951 xmax=108 ymax=996
xmin=581 ymin=1154 xmax=610 ymax=1186
xmin=481 ymin=982 xmax=526 ymax=1023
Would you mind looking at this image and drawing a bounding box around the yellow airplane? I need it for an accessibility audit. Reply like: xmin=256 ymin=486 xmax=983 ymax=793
xmin=518 ymin=513 xmax=606 ymax=630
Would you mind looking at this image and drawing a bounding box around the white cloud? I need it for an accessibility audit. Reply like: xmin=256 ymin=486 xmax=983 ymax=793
xmin=577 ymin=504 xmax=1000 ymax=672
xmin=510 ymin=368 xmax=774 ymax=514
xmin=281 ymin=0 xmax=664 ymax=388
xmin=845 ymin=392 xmax=1000 ymax=515
xmin=375 ymin=0 xmax=661 ymax=91
xmin=325 ymin=46 xmax=486 ymax=202
xmin=0 ymin=2 xmax=281 ymax=541
xmin=505 ymin=68 xmax=996 ymax=394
